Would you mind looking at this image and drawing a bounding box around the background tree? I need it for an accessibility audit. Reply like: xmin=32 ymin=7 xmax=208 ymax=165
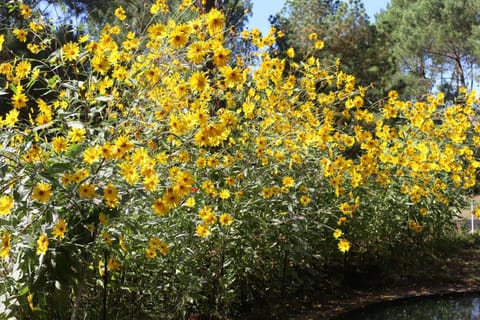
xmin=270 ymin=0 xmax=397 ymax=102
xmin=269 ymin=0 xmax=340 ymax=57
xmin=376 ymin=0 xmax=480 ymax=100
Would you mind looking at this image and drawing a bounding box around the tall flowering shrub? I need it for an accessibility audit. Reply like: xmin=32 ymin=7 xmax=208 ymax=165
xmin=0 ymin=0 xmax=479 ymax=318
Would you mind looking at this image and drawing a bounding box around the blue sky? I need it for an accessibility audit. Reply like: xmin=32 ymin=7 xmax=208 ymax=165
xmin=248 ymin=0 xmax=391 ymax=34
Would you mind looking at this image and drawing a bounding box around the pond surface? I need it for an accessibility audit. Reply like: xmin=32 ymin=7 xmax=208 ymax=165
xmin=334 ymin=292 xmax=480 ymax=320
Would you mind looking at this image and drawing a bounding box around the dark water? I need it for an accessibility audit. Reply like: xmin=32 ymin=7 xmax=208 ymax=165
xmin=334 ymin=292 xmax=480 ymax=320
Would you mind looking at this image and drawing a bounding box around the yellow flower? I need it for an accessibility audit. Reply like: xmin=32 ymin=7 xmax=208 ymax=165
xmin=91 ymin=55 xmax=110 ymax=74
xmin=0 ymin=34 xmax=4 ymax=51
xmin=146 ymin=247 xmax=157 ymax=259
xmin=83 ymin=146 xmax=101 ymax=165
xmin=0 ymin=62 xmax=12 ymax=78
xmin=162 ymin=187 xmax=181 ymax=209
xmin=27 ymin=293 xmax=35 ymax=311
xmin=148 ymin=237 xmax=161 ymax=250
xmin=150 ymin=1 xmax=168 ymax=14
xmin=146 ymin=237 xmax=169 ymax=257
xmin=175 ymin=170 xmax=195 ymax=187
xmin=0 ymin=195 xmax=14 ymax=216
xmin=212 ymin=46 xmax=231 ymax=67
xmin=147 ymin=23 xmax=165 ymax=39
xmin=143 ymin=175 xmax=159 ymax=192
xmin=67 ymin=127 xmax=86 ymax=143
xmin=32 ymin=182 xmax=52 ymax=203
xmin=107 ymin=256 xmax=120 ymax=271
xmin=114 ymin=135 xmax=134 ymax=154
xmin=52 ymin=136 xmax=69 ymax=153
xmin=333 ymin=229 xmax=342 ymax=239
xmin=0 ymin=232 xmax=10 ymax=258
xmin=221 ymin=66 xmax=243 ymax=87
xmin=13 ymin=29 xmax=28 ymax=42
xmin=98 ymin=259 xmax=105 ymax=276
xmin=36 ymin=233 xmax=49 ymax=255
xmin=340 ymin=202 xmax=355 ymax=217
xmin=225 ymin=177 xmax=235 ymax=186
xmin=187 ymin=41 xmax=207 ymax=64
xmin=72 ymin=169 xmax=90 ymax=183
xmin=337 ymin=217 xmax=348 ymax=226
xmin=99 ymin=212 xmax=108 ymax=226
xmin=169 ymin=25 xmax=190 ymax=48
xmin=3 ymin=109 xmax=19 ymax=127
xmin=158 ymin=241 xmax=169 ymax=256
xmin=119 ymin=236 xmax=128 ymax=252
xmin=11 ymin=91 xmax=29 ymax=109
xmin=86 ymin=223 xmax=96 ymax=236
xmin=205 ymin=8 xmax=225 ymax=35
xmin=15 ymin=61 xmax=32 ymax=79
xmin=185 ymin=197 xmax=196 ymax=208
xmin=99 ymin=142 xmax=114 ymax=159
xmin=315 ymin=40 xmax=324 ymax=50
xmin=102 ymin=232 xmax=112 ymax=245
xmin=300 ymin=195 xmax=311 ymax=206
xmin=474 ymin=207 xmax=480 ymax=219
xmin=152 ymin=199 xmax=169 ymax=216
xmin=219 ymin=189 xmax=230 ymax=200
xmin=408 ymin=219 xmax=424 ymax=233
xmin=338 ymin=239 xmax=351 ymax=253
xmin=196 ymin=224 xmax=211 ymax=238
xmin=52 ymin=218 xmax=67 ymax=240
xmin=282 ymin=176 xmax=295 ymax=188
xmin=219 ymin=213 xmax=233 ymax=226
xmin=114 ymin=6 xmax=127 ymax=20
xmin=27 ymin=43 xmax=41 ymax=54
xmin=60 ymin=172 xmax=73 ymax=186
xmin=19 ymin=4 xmax=32 ymax=19
xmin=287 ymin=47 xmax=295 ymax=58
xmin=189 ymin=71 xmax=208 ymax=92
xmin=78 ymin=183 xmax=96 ymax=199
xmin=62 ymin=41 xmax=80 ymax=62
xmin=29 ymin=21 xmax=44 ymax=32
xmin=79 ymin=34 xmax=89 ymax=43
xmin=201 ymin=211 xmax=217 ymax=225
xmin=103 ymin=183 xmax=119 ymax=207
xmin=35 ymin=112 xmax=52 ymax=125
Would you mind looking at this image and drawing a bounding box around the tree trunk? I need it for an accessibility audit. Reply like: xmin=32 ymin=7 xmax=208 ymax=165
xmin=197 ymin=0 xmax=216 ymax=12
xmin=455 ymin=56 xmax=466 ymax=89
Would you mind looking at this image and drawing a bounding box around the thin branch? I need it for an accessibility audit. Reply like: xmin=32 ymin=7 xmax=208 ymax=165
xmin=421 ymin=48 xmax=457 ymax=61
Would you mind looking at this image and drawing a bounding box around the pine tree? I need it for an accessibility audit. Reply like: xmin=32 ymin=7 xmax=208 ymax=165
xmin=377 ymin=0 xmax=480 ymax=100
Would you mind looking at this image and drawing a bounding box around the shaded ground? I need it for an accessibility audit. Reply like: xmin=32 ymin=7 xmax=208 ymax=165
xmin=287 ymin=243 xmax=480 ymax=319
xmin=284 ymin=216 xmax=480 ymax=319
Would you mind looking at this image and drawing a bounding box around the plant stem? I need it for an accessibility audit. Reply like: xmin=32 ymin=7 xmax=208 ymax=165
xmin=281 ymin=250 xmax=288 ymax=299
xmin=103 ymin=250 xmax=108 ymax=320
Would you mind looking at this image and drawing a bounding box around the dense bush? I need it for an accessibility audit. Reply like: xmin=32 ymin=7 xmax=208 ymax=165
xmin=0 ymin=1 xmax=478 ymax=318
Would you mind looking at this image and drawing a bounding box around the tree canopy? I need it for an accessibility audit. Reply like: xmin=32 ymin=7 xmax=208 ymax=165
xmin=377 ymin=0 xmax=480 ymax=100
xmin=271 ymin=0 xmax=397 ymax=101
